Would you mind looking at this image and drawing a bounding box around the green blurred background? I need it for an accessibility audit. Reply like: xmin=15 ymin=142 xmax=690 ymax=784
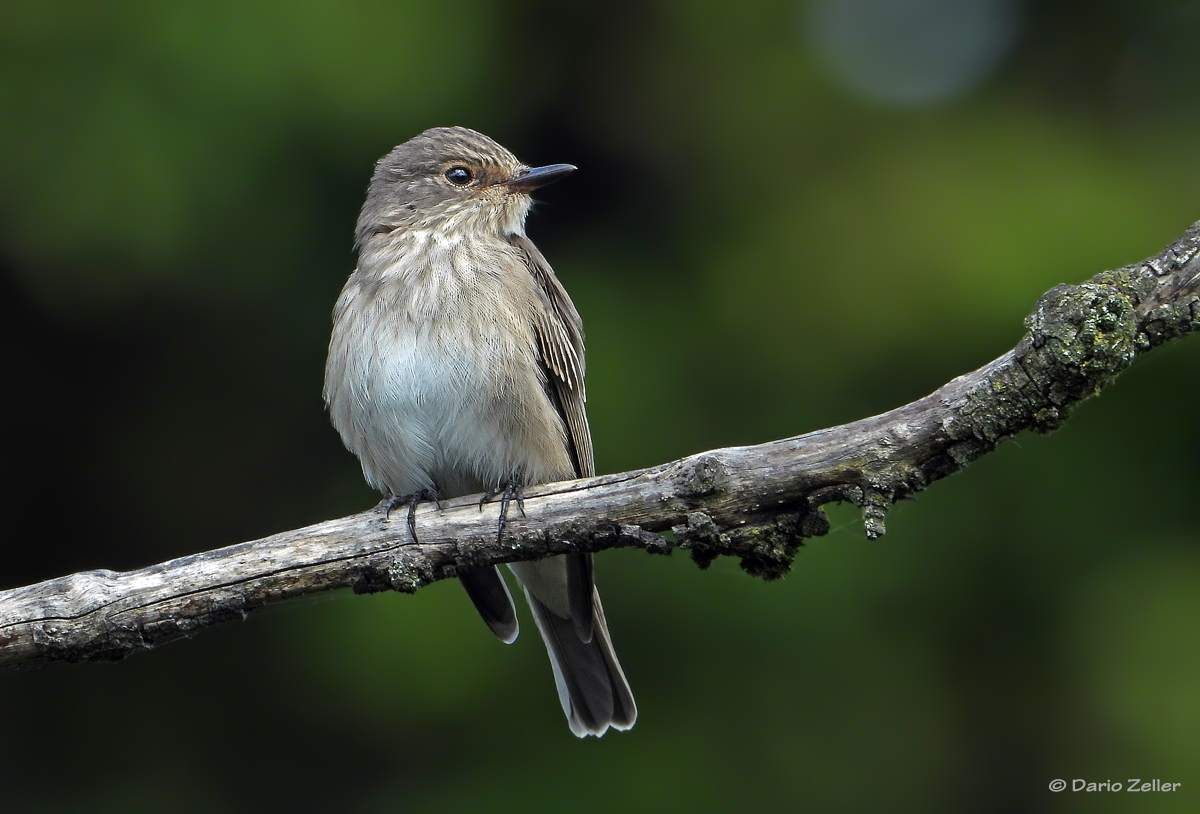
xmin=3 ymin=0 xmax=1198 ymax=811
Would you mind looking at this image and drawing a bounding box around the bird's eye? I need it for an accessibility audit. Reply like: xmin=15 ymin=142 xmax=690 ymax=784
xmin=444 ymin=165 xmax=474 ymax=186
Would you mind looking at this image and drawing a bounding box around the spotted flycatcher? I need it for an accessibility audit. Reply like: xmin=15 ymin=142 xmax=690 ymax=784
xmin=324 ymin=126 xmax=635 ymax=737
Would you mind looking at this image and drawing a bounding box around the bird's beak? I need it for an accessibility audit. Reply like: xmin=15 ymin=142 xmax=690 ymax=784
xmin=501 ymin=163 xmax=577 ymax=193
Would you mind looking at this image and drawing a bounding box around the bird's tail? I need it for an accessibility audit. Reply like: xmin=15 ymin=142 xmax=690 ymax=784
xmin=519 ymin=576 xmax=636 ymax=737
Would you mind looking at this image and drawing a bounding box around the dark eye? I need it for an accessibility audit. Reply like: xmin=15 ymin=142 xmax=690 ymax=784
xmin=444 ymin=165 xmax=473 ymax=186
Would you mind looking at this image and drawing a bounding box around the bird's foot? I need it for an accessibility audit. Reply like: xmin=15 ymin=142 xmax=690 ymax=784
xmin=479 ymin=476 xmax=526 ymax=541
xmin=382 ymin=489 xmax=441 ymax=542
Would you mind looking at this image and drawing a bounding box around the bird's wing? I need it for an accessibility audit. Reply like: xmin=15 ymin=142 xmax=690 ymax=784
xmin=508 ymin=232 xmax=596 ymax=640
xmin=507 ymin=233 xmax=593 ymax=479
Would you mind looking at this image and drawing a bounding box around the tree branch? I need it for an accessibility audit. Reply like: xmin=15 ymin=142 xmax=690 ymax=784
xmin=2 ymin=222 xmax=1198 ymax=671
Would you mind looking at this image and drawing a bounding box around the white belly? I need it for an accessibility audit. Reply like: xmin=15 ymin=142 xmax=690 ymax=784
xmin=324 ymin=270 xmax=573 ymax=499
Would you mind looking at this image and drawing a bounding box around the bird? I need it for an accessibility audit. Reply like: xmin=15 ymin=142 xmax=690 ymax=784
xmin=323 ymin=126 xmax=636 ymax=737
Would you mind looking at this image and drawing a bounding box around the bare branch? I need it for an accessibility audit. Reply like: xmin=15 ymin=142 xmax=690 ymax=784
xmin=2 ymin=222 xmax=1197 ymax=671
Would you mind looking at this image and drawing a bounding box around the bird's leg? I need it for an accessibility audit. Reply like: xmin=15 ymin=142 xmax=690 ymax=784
xmin=479 ymin=475 xmax=527 ymax=541
xmin=381 ymin=488 xmax=441 ymax=542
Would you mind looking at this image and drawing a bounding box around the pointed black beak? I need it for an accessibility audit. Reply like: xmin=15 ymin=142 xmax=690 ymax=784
xmin=501 ymin=163 xmax=577 ymax=193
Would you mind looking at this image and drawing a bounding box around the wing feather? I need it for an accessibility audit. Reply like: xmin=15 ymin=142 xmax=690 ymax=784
xmin=507 ymin=233 xmax=594 ymax=479
xmin=508 ymin=233 xmax=596 ymax=640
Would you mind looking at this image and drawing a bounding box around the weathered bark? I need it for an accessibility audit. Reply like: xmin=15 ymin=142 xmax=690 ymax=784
xmin=2 ymin=222 xmax=1197 ymax=670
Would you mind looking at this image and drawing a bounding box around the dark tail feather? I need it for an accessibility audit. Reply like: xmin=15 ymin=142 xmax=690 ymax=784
xmin=459 ymin=566 xmax=519 ymax=644
xmin=523 ymin=585 xmax=637 ymax=737
xmin=565 ymin=551 xmax=595 ymax=642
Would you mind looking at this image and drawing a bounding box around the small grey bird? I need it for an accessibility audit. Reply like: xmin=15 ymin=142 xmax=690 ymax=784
xmin=323 ymin=126 xmax=635 ymax=737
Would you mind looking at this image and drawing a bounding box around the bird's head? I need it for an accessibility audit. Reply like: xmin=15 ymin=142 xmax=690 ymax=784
xmin=355 ymin=126 xmax=575 ymax=249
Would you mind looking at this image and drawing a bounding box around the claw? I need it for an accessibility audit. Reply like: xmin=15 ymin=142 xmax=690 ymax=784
xmin=383 ymin=489 xmax=440 ymax=542
xmin=479 ymin=476 xmax=526 ymax=542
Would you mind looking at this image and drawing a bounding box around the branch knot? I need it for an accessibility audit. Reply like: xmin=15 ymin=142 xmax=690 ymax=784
xmin=1019 ymin=282 xmax=1137 ymax=422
